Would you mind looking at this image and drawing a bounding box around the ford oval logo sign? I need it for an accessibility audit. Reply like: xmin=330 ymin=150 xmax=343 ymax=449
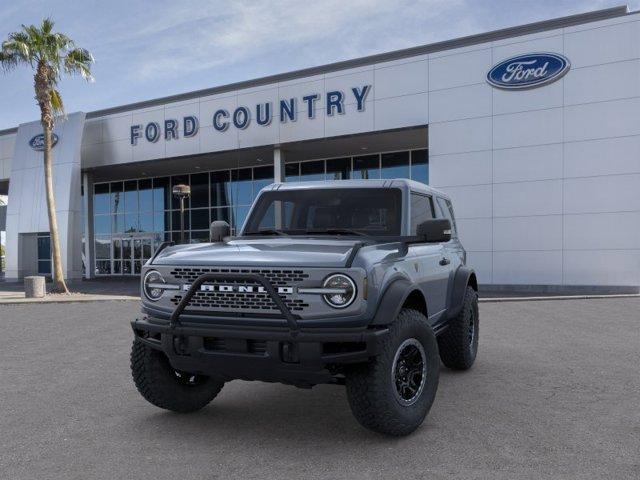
xmin=487 ymin=53 xmax=570 ymax=90
xmin=29 ymin=133 xmax=59 ymax=151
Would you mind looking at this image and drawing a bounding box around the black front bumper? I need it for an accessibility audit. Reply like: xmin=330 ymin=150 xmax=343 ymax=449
xmin=132 ymin=316 xmax=388 ymax=387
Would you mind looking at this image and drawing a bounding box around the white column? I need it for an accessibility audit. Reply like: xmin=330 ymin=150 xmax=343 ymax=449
xmin=273 ymin=147 xmax=285 ymax=183
xmin=82 ymin=172 xmax=93 ymax=279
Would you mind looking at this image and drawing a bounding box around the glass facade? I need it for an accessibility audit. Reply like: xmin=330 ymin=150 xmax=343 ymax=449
xmin=93 ymin=165 xmax=274 ymax=275
xmin=285 ymin=149 xmax=428 ymax=184
xmin=92 ymin=148 xmax=427 ymax=275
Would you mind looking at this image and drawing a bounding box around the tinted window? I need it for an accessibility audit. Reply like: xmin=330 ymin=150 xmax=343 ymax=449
xmin=245 ymin=188 xmax=402 ymax=236
xmin=411 ymin=149 xmax=429 ymax=185
xmin=410 ymin=193 xmax=435 ymax=235
xmin=436 ymin=197 xmax=457 ymax=237
xmin=381 ymin=151 xmax=410 ymax=179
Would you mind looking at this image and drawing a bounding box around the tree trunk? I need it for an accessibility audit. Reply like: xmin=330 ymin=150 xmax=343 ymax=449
xmin=36 ymin=65 xmax=69 ymax=294
xmin=43 ymin=124 xmax=68 ymax=293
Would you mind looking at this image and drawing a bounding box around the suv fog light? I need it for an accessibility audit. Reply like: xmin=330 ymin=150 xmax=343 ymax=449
xmin=143 ymin=270 xmax=165 ymax=301
xmin=322 ymin=274 xmax=356 ymax=308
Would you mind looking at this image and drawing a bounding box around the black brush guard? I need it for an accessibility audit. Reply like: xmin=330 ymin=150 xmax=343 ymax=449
xmin=169 ymin=272 xmax=300 ymax=337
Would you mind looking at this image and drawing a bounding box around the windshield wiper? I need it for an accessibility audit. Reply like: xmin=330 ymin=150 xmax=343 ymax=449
xmin=244 ymin=229 xmax=289 ymax=236
xmin=305 ymin=228 xmax=370 ymax=237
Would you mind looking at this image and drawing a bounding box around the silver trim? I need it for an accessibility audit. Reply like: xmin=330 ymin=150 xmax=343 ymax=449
xmin=297 ymin=287 xmax=349 ymax=295
xmin=147 ymin=282 xmax=180 ymax=290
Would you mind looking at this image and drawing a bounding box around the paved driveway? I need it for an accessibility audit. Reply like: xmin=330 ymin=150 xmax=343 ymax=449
xmin=1 ymin=298 xmax=638 ymax=479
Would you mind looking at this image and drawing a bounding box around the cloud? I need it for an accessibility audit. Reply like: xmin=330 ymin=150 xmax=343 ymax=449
xmin=101 ymin=0 xmax=474 ymax=81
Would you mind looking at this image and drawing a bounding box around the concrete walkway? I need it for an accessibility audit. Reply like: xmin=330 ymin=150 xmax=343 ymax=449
xmin=0 ymin=277 xmax=140 ymax=304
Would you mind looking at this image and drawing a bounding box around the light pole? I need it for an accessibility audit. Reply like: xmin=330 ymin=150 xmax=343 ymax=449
xmin=172 ymin=184 xmax=191 ymax=244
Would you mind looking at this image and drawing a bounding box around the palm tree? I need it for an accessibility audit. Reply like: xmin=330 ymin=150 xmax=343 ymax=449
xmin=0 ymin=18 xmax=93 ymax=293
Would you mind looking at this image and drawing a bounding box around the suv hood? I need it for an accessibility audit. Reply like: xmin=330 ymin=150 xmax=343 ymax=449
xmin=152 ymin=238 xmax=361 ymax=268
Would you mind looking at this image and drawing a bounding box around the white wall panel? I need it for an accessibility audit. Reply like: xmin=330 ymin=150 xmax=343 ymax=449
xmin=429 ymin=83 xmax=492 ymax=123
xmin=493 ymin=251 xmax=563 ymax=284
xmin=0 ymin=158 xmax=8 ymax=179
xmin=493 ymin=80 xmax=563 ymax=116
xmin=373 ymin=93 xmax=428 ymax=131
xmin=493 ymin=215 xmax=563 ymax=251
xmin=493 ymin=108 xmax=563 ymax=149
xmin=438 ymin=184 xmax=492 ymax=219
xmin=429 ymin=48 xmax=492 ymax=91
xmin=238 ymin=116 xmax=280 ymax=149
xmin=429 ymin=150 xmax=492 ymax=187
xmin=466 ymin=251 xmax=493 ymax=284
xmin=493 ymin=143 xmax=563 ymax=183
xmin=564 ymin=20 xmax=640 ymax=68
xmin=493 ymin=180 xmax=563 ymax=217
xmin=278 ymin=78 xmax=326 ymax=112
xmin=456 ymin=218 xmax=492 ymax=252
xmin=564 ymin=59 xmax=640 ymax=106
xmin=325 ymin=102 xmax=374 ymax=137
xmin=199 ymin=94 xmax=237 ymax=129
xmin=102 ymin=113 xmax=133 ymax=142
xmin=429 ymin=116 xmax=491 ymax=155
xmin=564 ymin=97 xmax=640 ymax=142
xmin=564 ymin=135 xmax=640 ymax=178
xmin=279 ymin=109 xmax=325 ymax=143
xmin=563 ymin=250 xmax=640 ymax=286
xmin=564 ymin=211 xmax=640 ymax=250
xmin=101 ymin=139 xmax=133 ymax=165
xmin=324 ymin=69 xmax=374 ymax=107
xmin=82 ymin=120 xmax=103 ymax=145
xmin=563 ymin=174 xmax=640 ymax=214
xmin=199 ymin=125 xmax=238 ymax=152
xmin=374 ymin=60 xmax=428 ymax=100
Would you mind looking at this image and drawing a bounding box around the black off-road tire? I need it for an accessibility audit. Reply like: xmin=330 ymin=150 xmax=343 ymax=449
xmin=438 ymin=286 xmax=479 ymax=370
xmin=131 ymin=341 xmax=224 ymax=413
xmin=345 ymin=309 xmax=440 ymax=436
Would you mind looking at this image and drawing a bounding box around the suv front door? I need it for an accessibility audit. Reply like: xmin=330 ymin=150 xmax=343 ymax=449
xmin=408 ymin=192 xmax=450 ymax=321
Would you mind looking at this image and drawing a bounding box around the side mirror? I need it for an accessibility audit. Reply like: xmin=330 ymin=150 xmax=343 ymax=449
xmin=416 ymin=219 xmax=452 ymax=243
xmin=210 ymin=221 xmax=231 ymax=242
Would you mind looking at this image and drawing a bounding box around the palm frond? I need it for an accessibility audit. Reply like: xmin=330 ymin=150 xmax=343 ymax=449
xmin=50 ymin=88 xmax=64 ymax=116
xmin=64 ymin=47 xmax=94 ymax=81
xmin=41 ymin=17 xmax=55 ymax=35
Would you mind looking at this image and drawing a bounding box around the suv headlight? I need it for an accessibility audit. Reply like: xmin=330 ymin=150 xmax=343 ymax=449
xmin=143 ymin=270 xmax=165 ymax=301
xmin=322 ymin=274 xmax=356 ymax=308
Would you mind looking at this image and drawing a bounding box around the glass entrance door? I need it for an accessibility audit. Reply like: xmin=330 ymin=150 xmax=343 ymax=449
xmin=111 ymin=235 xmax=154 ymax=275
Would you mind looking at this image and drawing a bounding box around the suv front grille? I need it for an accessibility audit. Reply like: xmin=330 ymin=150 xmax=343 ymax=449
xmin=167 ymin=267 xmax=311 ymax=313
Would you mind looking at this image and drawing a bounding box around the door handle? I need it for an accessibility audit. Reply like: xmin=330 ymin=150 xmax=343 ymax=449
xmin=439 ymin=257 xmax=450 ymax=266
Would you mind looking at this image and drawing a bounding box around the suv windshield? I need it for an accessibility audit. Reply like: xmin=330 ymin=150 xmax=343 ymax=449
xmin=243 ymin=188 xmax=402 ymax=236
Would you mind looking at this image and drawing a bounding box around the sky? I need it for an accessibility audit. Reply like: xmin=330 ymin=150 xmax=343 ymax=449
xmin=0 ymin=0 xmax=638 ymax=130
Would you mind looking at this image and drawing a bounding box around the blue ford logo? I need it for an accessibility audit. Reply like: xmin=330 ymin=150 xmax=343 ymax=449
xmin=487 ymin=53 xmax=570 ymax=90
xmin=29 ymin=133 xmax=59 ymax=151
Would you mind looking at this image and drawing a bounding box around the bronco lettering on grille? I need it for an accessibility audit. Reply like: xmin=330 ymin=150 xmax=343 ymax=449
xmin=182 ymin=284 xmax=295 ymax=294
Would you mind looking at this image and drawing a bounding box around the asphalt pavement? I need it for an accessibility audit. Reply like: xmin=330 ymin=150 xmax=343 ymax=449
xmin=1 ymin=298 xmax=639 ymax=479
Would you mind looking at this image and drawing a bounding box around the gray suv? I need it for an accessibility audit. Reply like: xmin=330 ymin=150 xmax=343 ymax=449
xmin=131 ymin=179 xmax=478 ymax=436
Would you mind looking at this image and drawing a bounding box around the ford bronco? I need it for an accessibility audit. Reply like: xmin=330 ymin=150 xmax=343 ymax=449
xmin=130 ymin=179 xmax=478 ymax=436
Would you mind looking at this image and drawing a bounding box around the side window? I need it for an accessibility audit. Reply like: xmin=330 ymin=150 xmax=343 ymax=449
xmin=436 ymin=197 xmax=457 ymax=238
xmin=410 ymin=192 xmax=435 ymax=235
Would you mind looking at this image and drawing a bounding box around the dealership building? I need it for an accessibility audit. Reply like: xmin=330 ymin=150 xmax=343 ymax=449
xmin=0 ymin=6 xmax=638 ymax=292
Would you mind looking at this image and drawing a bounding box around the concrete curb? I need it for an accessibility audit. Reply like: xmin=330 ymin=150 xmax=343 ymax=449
xmin=0 ymin=295 xmax=139 ymax=305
